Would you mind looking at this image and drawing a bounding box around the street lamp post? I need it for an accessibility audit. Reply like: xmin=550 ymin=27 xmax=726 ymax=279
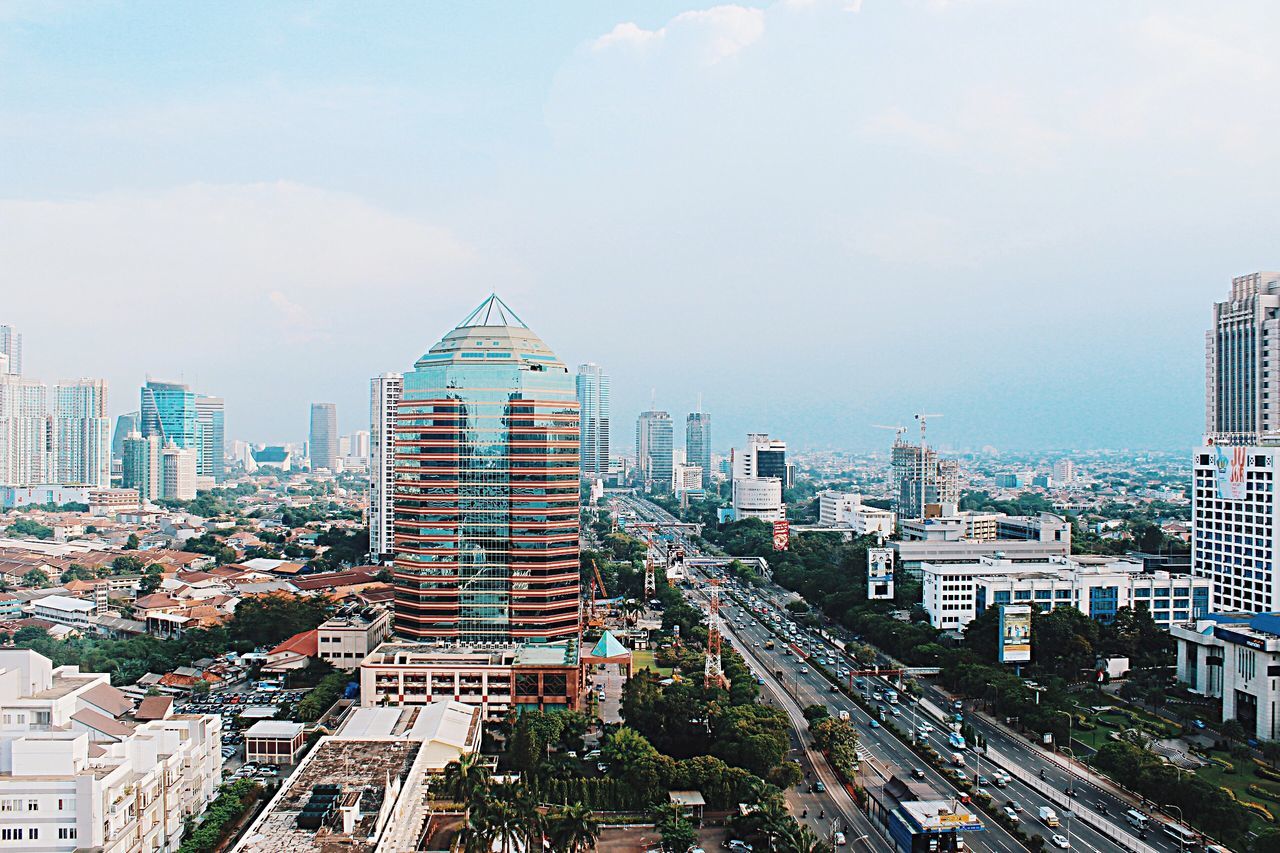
xmin=1054 ymin=710 xmax=1076 ymax=850
xmin=1165 ymin=804 xmax=1185 ymax=853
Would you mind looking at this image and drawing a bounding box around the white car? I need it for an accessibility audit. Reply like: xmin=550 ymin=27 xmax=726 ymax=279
xmin=1003 ymin=806 xmax=1019 ymax=822
xmin=1051 ymin=835 xmax=1070 ymax=849
xmin=833 ymin=832 xmax=846 ymax=846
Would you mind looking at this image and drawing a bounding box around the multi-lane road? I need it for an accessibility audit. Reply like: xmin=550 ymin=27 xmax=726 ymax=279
xmin=616 ymin=494 xmax=1194 ymax=853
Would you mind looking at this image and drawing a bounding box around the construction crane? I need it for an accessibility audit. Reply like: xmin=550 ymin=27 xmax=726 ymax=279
xmin=872 ymin=423 xmax=908 ymax=444
xmin=914 ymin=413 xmax=943 ymax=448
xmin=587 ymin=559 xmax=610 ymax=629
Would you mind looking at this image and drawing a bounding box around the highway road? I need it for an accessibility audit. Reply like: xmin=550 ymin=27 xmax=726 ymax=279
xmin=615 ymin=494 xmax=1195 ymax=853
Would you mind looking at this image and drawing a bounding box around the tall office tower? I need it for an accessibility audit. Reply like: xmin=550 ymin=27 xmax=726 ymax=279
xmin=161 ymin=444 xmax=198 ymax=500
xmin=732 ymin=434 xmax=788 ymax=484
xmin=194 ymin=395 xmax=226 ymax=483
xmin=309 ymin=403 xmax=338 ymax=471
xmin=53 ymin=379 xmax=110 ymax=487
xmin=0 ymin=326 xmax=20 ymax=375
xmin=121 ymin=432 xmax=161 ymax=501
xmin=635 ymin=410 xmax=674 ymax=493
xmin=891 ymin=437 xmax=960 ymax=519
xmin=111 ymin=412 xmax=140 ymax=460
xmin=1205 ymin=272 xmax=1280 ymax=444
xmin=140 ymin=380 xmax=197 ymax=449
xmin=576 ymin=363 xmax=610 ymax=480
xmin=0 ymin=377 xmax=50 ymax=486
xmin=1052 ymin=459 xmax=1075 ymax=485
xmin=686 ymin=410 xmax=712 ymax=489
xmin=349 ymin=430 xmax=370 ymax=460
xmin=369 ymin=372 xmax=402 ymax=561
xmin=392 ymin=296 xmax=580 ymax=641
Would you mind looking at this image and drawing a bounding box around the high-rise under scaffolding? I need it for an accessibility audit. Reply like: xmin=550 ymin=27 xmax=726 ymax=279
xmin=891 ymin=437 xmax=959 ymax=519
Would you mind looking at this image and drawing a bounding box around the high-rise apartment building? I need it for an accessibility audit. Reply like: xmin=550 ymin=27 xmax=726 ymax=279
xmin=635 ymin=410 xmax=674 ymax=493
xmin=111 ymin=411 xmax=139 ymax=460
xmin=0 ymin=376 xmax=50 ymax=486
xmin=685 ymin=410 xmax=712 ymax=489
xmin=392 ymin=296 xmax=580 ymax=641
xmin=195 ymin=395 xmax=226 ymax=482
xmin=121 ymin=433 xmax=161 ymax=501
xmin=369 ymin=372 xmax=403 ymax=562
xmin=53 ymin=379 xmax=110 ymax=488
xmin=161 ymin=444 xmax=198 ymax=501
xmin=140 ymin=381 xmax=197 ymax=449
xmin=0 ymin=325 xmax=21 ymax=375
xmin=1052 ymin=459 xmax=1075 ymax=485
xmin=309 ymin=403 xmax=338 ymax=471
xmin=1205 ymin=272 xmax=1280 ymax=443
xmin=576 ymin=363 xmax=610 ymax=480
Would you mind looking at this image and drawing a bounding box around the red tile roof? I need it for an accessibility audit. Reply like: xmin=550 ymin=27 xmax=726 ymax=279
xmin=269 ymin=628 xmax=318 ymax=658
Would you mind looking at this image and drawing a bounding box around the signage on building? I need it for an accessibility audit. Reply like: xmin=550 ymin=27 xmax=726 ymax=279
xmin=867 ymin=547 xmax=895 ymax=600
xmin=772 ymin=519 xmax=790 ymax=551
xmin=998 ymin=604 xmax=1032 ymax=664
xmin=1215 ymin=626 xmax=1266 ymax=651
xmin=1215 ymin=445 xmax=1248 ymax=501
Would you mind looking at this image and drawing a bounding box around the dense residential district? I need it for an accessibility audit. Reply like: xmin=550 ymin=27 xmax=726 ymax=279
xmin=3 ymin=279 xmax=1280 ymax=853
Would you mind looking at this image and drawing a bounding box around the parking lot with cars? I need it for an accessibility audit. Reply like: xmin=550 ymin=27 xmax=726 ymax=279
xmin=177 ymin=687 xmax=311 ymax=785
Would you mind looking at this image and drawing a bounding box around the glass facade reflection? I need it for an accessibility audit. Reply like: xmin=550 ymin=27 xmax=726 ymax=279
xmin=393 ymin=296 xmax=581 ymax=642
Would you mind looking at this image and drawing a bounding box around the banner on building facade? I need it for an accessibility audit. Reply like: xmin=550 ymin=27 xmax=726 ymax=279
xmin=772 ymin=519 xmax=789 ymax=551
xmin=1215 ymin=445 xmax=1247 ymax=501
xmin=867 ymin=547 xmax=895 ymax=600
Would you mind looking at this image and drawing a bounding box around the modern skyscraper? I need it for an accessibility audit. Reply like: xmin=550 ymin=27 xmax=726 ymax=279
xmin=53 ymin=379 xmax=110 ymax=488
xmin=0 ymin=326 xmax=21 ymax=376
xmin=635 ymin=410 xmax=674 ymax=493
xmin=392 ymin=295 xmax=580 ymax=641
xmin=1205 ymin=271 xmax=1280 ymax=444
xmin=309 ymin=403 xmax=338 ymax=471
xmin=111 ymin=412 xmax=140 ymax=460
xmin=576 ymin=363 xmax=610 ymax=480
xmin=140 ymin=381 xmax=197 ymax=449
xmin=685 ymin=410 xmax=712 ymax=489
xmin=122 ymin=432 xmax=161 ymax=501
xmin=0 ymin=376 xmax=49 ymax=486
xmin=369 ymin=372 xmax=403 ymax=562
xmin=195 ymin=395 xmax=226 ymax=483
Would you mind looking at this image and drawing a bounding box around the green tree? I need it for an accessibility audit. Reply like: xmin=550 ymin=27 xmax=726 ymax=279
xmin=125 ymin=533 xmax=140 ymax=550
xmin=654 ymin=804 xmax=697 ymax=853
xmin=112 ymin=555 xmax=145 ymax=575
xmin=7 ymin=519 xmax=53 ymax=540
xmin=22 ymin=568 xmax=50 ymax=588
xmin=544 ymin=802 xmax=600 ymax=853
xmin=440 ymin=753 xmax=491 ymax=808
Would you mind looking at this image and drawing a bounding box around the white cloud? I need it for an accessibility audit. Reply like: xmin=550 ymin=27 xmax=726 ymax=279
xmin=591 ymin=5 xmax=766 ymax=65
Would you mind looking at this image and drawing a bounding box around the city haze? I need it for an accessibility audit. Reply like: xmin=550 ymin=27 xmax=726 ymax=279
xmin=3 ymin=1 xmax=1278 ymax=449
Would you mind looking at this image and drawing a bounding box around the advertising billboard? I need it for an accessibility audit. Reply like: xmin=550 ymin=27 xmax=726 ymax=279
xmin=1215 ymin=445 xmax=1247 ymax=501
xmin=867 ymin=547 xmax=895 ymax=600
xmin=772 ymin=519 xmax=790 ymax=551
xmin=998 ymin=604 xmax=1032 ymax=664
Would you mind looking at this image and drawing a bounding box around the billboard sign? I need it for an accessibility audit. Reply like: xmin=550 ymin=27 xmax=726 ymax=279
xmin=998 ymin=604 xmax=1032 ymax=664
xmin=867 ymin=547 xmax=895 ymax=600
xmin=1215 ymin=445 xmax=1247 ymax=501
xmin=772 ymin=519 xmax=790 ymax=551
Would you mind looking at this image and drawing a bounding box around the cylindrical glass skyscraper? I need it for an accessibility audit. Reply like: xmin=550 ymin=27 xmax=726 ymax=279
xmin=393 ymin=295 xmax=581 ymax=642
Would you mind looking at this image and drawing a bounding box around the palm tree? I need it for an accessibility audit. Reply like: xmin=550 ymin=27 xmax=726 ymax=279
xmin=441 ymin=753 xmax=491 ymax=809
xmin=454 ymin=798 xmax=497 ymax=853
xmin=546 ymin=802 xmax=600 ymax=852
xmin=487 ymin=798 xmax=524 ymax=853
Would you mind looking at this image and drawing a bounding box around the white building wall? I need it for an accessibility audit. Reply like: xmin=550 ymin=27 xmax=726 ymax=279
xmin=369 ymin=373 xmax=402 ymax=561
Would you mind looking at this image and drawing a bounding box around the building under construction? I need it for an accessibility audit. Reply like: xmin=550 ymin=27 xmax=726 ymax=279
xmin=891 ymin=438 xmax=959 ymax=520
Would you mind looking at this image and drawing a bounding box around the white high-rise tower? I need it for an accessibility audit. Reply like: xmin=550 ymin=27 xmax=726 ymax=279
xmin=53 ymin=379 xmax=110 ymax=487
xmin=369 ymin=373 xmax=402 ymax=561
xmin=576 ymin=363 xmax=610 ymax=480
xmin=0 ymin=376 xmax=50 ymax=486
xmin=0 ymin=326 xmax=21 ymax=376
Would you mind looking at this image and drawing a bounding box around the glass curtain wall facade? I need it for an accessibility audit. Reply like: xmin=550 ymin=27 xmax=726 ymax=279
xmin=685 ymin=412 xmax=711 ymax=489
xmin=393 ymin=296 xmax=580 ymax=642
xmin=140 ymin=381 xmax=196 ymax=449
xmin=575 ymin=363 xmax=610 ymax=479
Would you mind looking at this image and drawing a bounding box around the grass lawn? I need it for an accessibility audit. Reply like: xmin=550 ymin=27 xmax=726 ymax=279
xmin=1195 ymin=752 xmax=1279 ymax=835
xmin=632 ymin=650 xmax=673 ymax=676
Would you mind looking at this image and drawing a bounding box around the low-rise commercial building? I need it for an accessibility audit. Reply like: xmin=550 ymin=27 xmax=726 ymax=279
xmin=360 ymin=640 xmax=582 ymax=720
xmin=1173 ymin=613 xmax=1280 ymax=741
xmin=731 ymin=476 xmax=784 ymax=522
xmin=923 ymin=555 xmax=1211 ymax=632
xmin=245 ymin=720 xmax=308 ymax=765
xmin=317 ymin=609 xmax=393 ymax=670
xmin=893 ymin=510 xmax=1072 ymax=579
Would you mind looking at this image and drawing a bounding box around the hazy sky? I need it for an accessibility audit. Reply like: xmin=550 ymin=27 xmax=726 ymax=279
xmin=3 ymin=1 xmax=1278 ymax=452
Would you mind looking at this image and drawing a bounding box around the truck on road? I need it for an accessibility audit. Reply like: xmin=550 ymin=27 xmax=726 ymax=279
xmin=1039 ymin=807 xmax=1059 ymax=827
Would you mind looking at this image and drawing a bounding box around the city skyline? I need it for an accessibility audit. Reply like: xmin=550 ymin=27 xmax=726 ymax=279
xmin=5 ymin=3 xmax=1277 ymax=450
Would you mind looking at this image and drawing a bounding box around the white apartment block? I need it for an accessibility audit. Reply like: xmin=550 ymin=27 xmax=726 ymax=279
xmin=816 ymin=491 xmax=895 ymax=536
xmin=0 ymin=649 xmax=222 ymax=853
xmin=53 ymin=379 xmax=111 ymax=489
xmin=672 ymin=463 xmax=704 ymax=496
xmin=160 ymin=445 xmax=197 ymax=502
xmin=922 ymin=555 xmax=1211 ymax=632
xmin=368 ymin=373 xmax=402 ymax=562
xmin=29 ymin=595 xmax=96 ymax=630
xmin=1174 ymin=614 xmax=1280 ymax=742
xmin=1192 ymin=444 xmax=1280 ymax=613
xmin=0 ymin=376 xmax=50 ymax=487
xmin=1205 ymin=272 xmax=1280 ymax=443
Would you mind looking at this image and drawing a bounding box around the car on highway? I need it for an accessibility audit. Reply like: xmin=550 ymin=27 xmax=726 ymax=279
xmin=812 ymin=781 xmax=826 ymax=793
xmin=911 ymin=768 xmax=925 ymax=780
xmin=867 ymin=719 xmax=880 ymax=728
xmin=1050 ymin=834 xmax=1070 ymax=849
xmin=833 ymin=832 xmax=846 ymax=846
xmin=1003 ymin=806 xmax=1020 ymax=822
xmin=1007 ymin=801 xmax=1023 ymax=812
xmin=799 ymin=667 xmax=809 ymax=674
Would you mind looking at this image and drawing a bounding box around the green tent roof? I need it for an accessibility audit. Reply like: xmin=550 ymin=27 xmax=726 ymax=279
xmin=591 ymin=630 xmax=630 ymax=659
